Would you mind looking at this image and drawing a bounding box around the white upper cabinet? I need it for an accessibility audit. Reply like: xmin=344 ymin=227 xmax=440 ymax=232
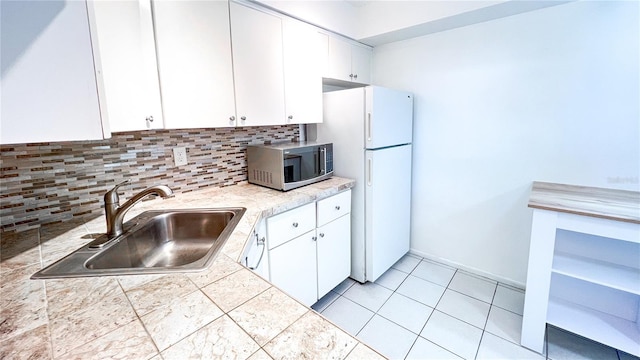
xmin=282 ymin=19 xmax=323 ymax=124
xmin=1 ymin=0 xmax=332 ymax=142
xmin=326 ymin=35 xmax=351 ymax=82
xmin=153 ymin=0 xmax=237 ymax=129
xmin=325 ymin=35 xmax=372 ymax=84
xmin=0 ymin=0 xmax=106 ymax=144
xmin=87 ymin=0 xmax=163 ymax=132
xmin=350 ymin=44 xmax=373 ymax=84
xmin=230 ymin=2 xmax=286 ymax=126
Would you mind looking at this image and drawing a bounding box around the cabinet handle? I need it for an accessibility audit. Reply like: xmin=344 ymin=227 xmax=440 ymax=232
xmin=319 ymin=233 xmax=325 ymax=238
xmin=335 ymin=205 xmax=341 ymax=211
xmin=367 ymin=113 xmax=372 ymax=141
xmin=241 ymin=116 xmax=247 ymax=121
xmin=292 ymin=222 xmax=298 ymax=228
xmin=229 ymin=115 xmax=235 ymax=121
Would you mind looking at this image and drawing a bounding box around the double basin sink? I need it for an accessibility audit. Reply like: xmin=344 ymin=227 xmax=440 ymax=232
xmin=32 ymin=208 xmax=246 ymax=279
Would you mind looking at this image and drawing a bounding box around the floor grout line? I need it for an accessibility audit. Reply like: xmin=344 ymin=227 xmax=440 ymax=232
xmin=315 ymin=254 xmax=629 ymax=360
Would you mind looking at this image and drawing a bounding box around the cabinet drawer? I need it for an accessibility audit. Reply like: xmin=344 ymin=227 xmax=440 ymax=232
xmin=317 ymin=190 xmax=351 ymax=226
xmin=267 ymin=202 xmax=315 ymax=249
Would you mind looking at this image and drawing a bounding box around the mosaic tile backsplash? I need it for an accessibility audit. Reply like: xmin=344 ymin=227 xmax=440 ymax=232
xmin=0 ymin=125 xmax=299 ymax=233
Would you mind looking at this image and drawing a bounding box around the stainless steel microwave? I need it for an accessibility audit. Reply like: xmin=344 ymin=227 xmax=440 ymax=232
xmin=247 ymin=141 xmax=334 ymax=191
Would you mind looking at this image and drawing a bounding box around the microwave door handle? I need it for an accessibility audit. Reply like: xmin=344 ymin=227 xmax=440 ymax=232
xmin=320 ymin=147 xmax=326 ymax=174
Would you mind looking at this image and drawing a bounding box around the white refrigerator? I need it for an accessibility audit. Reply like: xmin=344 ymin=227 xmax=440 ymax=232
xmin=317 ymin=86 xmax=413 ymax=283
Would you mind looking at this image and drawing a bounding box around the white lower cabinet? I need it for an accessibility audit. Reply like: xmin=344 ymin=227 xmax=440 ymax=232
xmin=248 ymin=190 xmax=351 ymax=306
xmin=269 ymin=230 xmax=319 ymax=306
xmin=316 ymin=214 xmax=351 ymax=298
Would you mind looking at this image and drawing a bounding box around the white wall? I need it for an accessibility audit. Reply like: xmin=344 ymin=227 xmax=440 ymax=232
xmin=356 ymin=0 xmax=505 ymax=39
xmin=372 ymin=1 xmax=639 ymax=286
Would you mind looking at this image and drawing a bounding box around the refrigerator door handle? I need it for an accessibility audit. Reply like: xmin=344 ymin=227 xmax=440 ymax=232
xmin=367 ymin=158 xmax=372 ymax=186
xmin=367 ymin=113 xmax=372 ymax=142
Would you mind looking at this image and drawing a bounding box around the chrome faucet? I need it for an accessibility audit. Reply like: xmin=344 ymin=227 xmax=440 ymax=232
xmin=104 ymin=180 xmax=173 ymax=238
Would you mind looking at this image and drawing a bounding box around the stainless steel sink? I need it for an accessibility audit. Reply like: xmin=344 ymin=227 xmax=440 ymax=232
xmin=32 ymin=208 xmax=246 ymax=279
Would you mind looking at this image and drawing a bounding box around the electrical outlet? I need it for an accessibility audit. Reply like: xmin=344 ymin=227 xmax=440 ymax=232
xmin=173 ymin=147 xmax=188 ymax=166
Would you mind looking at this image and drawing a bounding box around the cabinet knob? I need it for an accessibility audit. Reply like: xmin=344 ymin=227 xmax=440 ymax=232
xmin=335 ymin=205 xmax=341 ymax=211
xmin=241 ymin=116 xmax=247 ymax=121
xmin=288 ymin=115 xmax=293 ymax=120
xmin=292 ymin=222 xmax=298 ymax=228
xmin=146 ymin=116 xmax=154 ymax=123
xmin=312 ymin=236 xmax=317 ymax=241
xmin=229 ymin=115 xmax=235 ymax=121
xmin=349 ymin=74 xmax=354 ymax=79
xmin=319 ymin=233 xmax=325 ymax=238
xmin=353 ymin=74 xmax=358 ymax=79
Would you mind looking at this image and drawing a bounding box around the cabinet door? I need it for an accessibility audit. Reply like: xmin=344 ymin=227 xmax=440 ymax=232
xmin=317 ymin=214 xmax=351 ymax=299
xmin=317 ymin=32 xmax=330 ymax=78
xmin=243 ymin=219 xmax=269 ymax=280
xmin=88 ymin=0 xmax=163 ymax=132
xmin=327 ymin=36 xmax=352 ymax=82
xmin=154 ymin=0 xmax=236 ymax=129
xmin=282 ymin=19 xmax=322 ymax=124
xmin=230 ymin=3 xmax=286 ymax=126
xmin=326 ymin=36 xmax=372 ymax=84
xmin=269 ymin=231 xmax=318 ymax=306
xmin=1 ymin=0 xmax=105 ymax=144
xmin=351 ymin=44 xmax=372 ymax=84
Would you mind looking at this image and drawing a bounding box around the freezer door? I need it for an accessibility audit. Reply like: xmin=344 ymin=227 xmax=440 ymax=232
xmin=365 ymin=144 xmax=412 ymax=281
xmin=365 ymin=86 xmax=413 ymax=149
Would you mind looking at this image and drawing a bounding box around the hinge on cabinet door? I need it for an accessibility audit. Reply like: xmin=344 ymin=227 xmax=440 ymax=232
xmin=248 ymin=232 xmax=266 ymax=270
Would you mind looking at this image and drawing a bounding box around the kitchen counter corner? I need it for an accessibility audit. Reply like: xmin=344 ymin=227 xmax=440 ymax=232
xmin=0 ymin=177 xmax=386 ymax=359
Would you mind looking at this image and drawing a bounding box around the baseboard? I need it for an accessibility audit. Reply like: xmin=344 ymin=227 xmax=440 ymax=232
xmin=408 ymin=249 xmax=526 ymax=291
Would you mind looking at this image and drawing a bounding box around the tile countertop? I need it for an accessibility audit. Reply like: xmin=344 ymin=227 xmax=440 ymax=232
xmin=1 ymin=177 xmax=385 ymax=360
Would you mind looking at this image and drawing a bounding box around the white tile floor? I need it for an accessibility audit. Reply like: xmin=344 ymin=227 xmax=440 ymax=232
xmin=312 ymin=253 xmax=638 ymax=360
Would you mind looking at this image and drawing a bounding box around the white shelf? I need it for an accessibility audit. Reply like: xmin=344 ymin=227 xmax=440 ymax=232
xmin=552 ymin=252 xmax=640 ymax=295
xmin=547 ymin=297 xmax=640 ymax=357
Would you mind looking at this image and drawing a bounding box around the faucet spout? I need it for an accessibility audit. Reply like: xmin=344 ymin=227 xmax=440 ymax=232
xmin=104 ymin=182 xmax=173 ymax=238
